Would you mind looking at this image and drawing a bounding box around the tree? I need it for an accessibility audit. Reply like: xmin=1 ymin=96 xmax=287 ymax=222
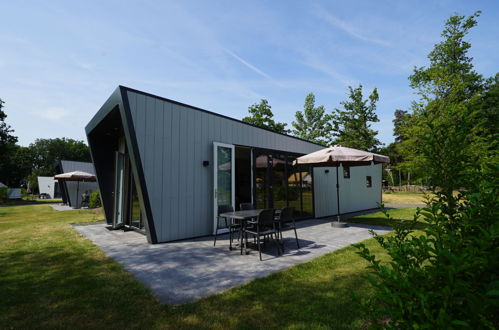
xmin=292 ymin=93 xmax=331 ymax=145
xmin=331 ymin=85 xmax=381 ymax=151
xmin=0 ymin=144 xmax=32 ymax=187
xmin=29 ymin=138 xmax=91 ymax=177
xmin=0 ymin=98 xmax=18 ymax=149
xmin=392 ymin=109 xmax=411 ymax=143
xmin=472 ymin=73 xmax=499 ymax=154
xmin=379 ymin=109 xmax=415 ymax=186
xmin=0 ymin=98 xmax=21 ymax=186
xmin=355 ymin=12 xmax=499 ymax=327
xmin=401 ymin=11 xmax=485 ymax=208
xmin=242 ymin=99 xmax=288 ymax=133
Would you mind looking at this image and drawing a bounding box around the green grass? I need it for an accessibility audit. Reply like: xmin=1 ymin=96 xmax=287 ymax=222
xmin=346 ymin=208 xmax=421 ymax=228
xmin=382 ymin=192 xmax=431 ymax=204
xmin=0 ymin=204 xmax=412 ymax=329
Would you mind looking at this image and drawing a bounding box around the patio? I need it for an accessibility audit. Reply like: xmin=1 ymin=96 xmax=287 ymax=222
xmin=74 ymin=217 xmax=391 ymax=305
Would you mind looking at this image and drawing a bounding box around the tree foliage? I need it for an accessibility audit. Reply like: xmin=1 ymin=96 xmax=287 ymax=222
xmin=355 ymin=12 xmax=499 ymax=328
xmin=0 ymin=99 xmax=21 ymax=186
xmin=401 ymin=11 xmax=488 ymax=206
xmin=0 ymin=98 xmax=18 ymax=148
xmin=242 ymin=99 xmax=288 ymax=133
xmin=292 ymin=93 xmax=331 ymax=145
xmin=331 ymin=85 xmax=381 ymax=151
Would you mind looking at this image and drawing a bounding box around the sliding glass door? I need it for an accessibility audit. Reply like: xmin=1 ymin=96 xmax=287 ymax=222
xmin=253 ymin=149 xmax=313 ymax=219
xmin=113 ymin=152 xmax=125 ymax=229
xmin=213 ymin=142 xmax=235 ymax=234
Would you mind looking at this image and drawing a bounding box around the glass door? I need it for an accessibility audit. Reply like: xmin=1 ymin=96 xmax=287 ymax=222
xmin=213 ymin=142 xmax=235 ymax=234
xmin=113 ymin=152 xmax=125 ymax=229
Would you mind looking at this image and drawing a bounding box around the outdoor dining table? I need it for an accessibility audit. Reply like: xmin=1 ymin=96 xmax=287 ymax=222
xmin=219 ymin=209 xmax=264 ymax=254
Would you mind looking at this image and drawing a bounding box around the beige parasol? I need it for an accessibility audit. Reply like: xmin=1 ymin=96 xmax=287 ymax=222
xmin=293 ymin=146 xmax=389 ymax=226
xmin=54 ymin=171 xmax=96 ymax=208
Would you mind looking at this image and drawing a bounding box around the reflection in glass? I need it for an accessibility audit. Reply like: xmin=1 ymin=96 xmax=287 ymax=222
xmin=287 ymin=159 xmax=303 ymax=217
xmin=130 ymin=175 xmax=144 ymax=229
xmin=301 ymin=165 xmax=313 ymax=217
xmin=217 ymin=146 xmax=232 ymax=206
xmin=255 ymin=154 xmax=267 ymax=209
xmin=272 ymin=154 xmax=287 ymax=209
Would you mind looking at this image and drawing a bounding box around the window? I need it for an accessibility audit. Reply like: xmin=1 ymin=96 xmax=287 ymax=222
xmin=366 ymin=176 xmax=372 ymax=188
xmin=343 ymin=166 xmax=350 ymax=179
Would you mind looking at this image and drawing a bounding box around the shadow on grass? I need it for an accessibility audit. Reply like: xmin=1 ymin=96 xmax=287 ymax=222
xmin=345 ymin=207 xmax=428 ymax=230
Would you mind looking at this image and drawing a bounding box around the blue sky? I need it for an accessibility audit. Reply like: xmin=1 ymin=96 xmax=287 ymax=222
xmin=1 ymin=0 xmax=498 ymax=146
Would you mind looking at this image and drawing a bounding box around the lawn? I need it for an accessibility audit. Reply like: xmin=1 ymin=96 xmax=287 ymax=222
xmin=382 ymin=191 xmax=431 ymax=204
xmin=0 ymin=204 xmax=414 ymax=329
xmin=346 ymin=208 xmax=424 ymax=229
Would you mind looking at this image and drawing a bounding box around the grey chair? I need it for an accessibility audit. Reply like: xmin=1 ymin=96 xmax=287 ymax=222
xmin=243 ymin=209 xmax=281 ymax=261
xmin=276 ymin=206 xmax=300 ymax=249
xmin=213 ymin=205 xmax=240 ymax=250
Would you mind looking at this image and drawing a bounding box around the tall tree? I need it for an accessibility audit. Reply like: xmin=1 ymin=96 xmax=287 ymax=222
xmin=355 ymin=13 xmax=498 ymax=327
xmin=0 ymin=98 xmax=18 ymax=151
xmin=392 ymin=109 xmax=411 ymax=143
xmin=0 ymin=98 xmax=21 ymax=186
xmin=292 ymin=93 xmax=331 ymax=145
xmin=242 ymin=99 xmax=288 ymax=133
xmin=401 ymin=11 xmax=486 ymax=209
xmin=472 ymin=73 xmax=499 ymax=154
xmin=331 ymin=85 xmax=381 ymax=151
xmin=29 ymin=138 xmax=91 ymax=176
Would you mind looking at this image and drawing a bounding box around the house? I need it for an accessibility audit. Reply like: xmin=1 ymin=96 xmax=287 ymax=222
xmin=55 ymin=160 xmax=98 ymax=207
xmin=37 ymin=176 xmax=61 ymax=199
xmin=85 ymin=86 xmax=382 ymax=244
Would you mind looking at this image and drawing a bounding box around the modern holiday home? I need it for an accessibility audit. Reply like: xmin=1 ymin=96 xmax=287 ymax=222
xmin=85 ymin=86 xmax=383 ymax=244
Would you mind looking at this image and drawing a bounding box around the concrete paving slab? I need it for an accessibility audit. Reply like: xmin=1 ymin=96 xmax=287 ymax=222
xmin=50 ymin=204 xmax=74 ymax=211
xmin=74 ymin=219 xmax=391 ymax=305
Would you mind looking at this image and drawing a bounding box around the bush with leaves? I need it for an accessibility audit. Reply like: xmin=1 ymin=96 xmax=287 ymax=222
xmin=355 ymin=170 xmax=498 ymax=328
xmin=88 ymin=190 xmax=101 ymax=208
xmin=0 ymin=187 xmax=7 ymax=201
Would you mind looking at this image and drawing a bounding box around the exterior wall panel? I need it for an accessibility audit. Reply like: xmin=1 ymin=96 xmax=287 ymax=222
xmin=126 ymin=90 xmax=322 ymax=242
xmin=313 ymin=164 xmax=382 ymax=218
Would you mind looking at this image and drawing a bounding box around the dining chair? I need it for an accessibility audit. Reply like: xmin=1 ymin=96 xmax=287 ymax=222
xmin=276 ymin=206 xmax=300 ymax=249
xmin=213 ymin=204 xmax=239 ymax=250
xmin=243 ymin=208 xmax=281 ymax=261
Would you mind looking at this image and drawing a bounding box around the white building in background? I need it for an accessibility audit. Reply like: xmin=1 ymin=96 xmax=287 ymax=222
xmin=37 ymin=176 xmax=60 ymax=199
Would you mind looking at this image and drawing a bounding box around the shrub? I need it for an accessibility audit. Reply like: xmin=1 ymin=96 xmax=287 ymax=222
xmin=89 ymin=190 xmax=101 ymax=208
xmin=0 ymin=187 xmax=7 ymax=201
xmin=355 ymin=171 xmax=499 ymax=328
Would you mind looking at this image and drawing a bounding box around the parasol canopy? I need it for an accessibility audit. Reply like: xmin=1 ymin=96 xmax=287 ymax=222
xmin=54 ymin=171 xmax=96 ymax=181
xmin=293 ymin=145 xmax=389 ymax=167
xmin=292 ymin=145 xmax=389 ymax=226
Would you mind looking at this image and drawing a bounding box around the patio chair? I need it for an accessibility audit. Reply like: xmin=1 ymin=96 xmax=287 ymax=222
xmin=243 ymin=209 xmax=281 ymax=261
xmin=276 ymin=207 xmax=300 ymax=249
xmin=213 ymin=205 xmax=240 ymax=250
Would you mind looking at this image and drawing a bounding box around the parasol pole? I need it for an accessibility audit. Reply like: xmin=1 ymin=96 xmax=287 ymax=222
xmin=336 ymin=163 xmax=340 ymax=222
xmin=75 ymin=180 xmax=80 ymax=209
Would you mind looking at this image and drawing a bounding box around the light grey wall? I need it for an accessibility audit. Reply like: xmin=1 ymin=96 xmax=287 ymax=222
xmin=60 ymin=160 xmax=98 ymax=208
xmin=126 ymin=90 xmax=322 ymax=242
xmin=37 ymin=176 xmax=56 ymax=198
xmin=313 ymin=164 xmax=382 ymax=218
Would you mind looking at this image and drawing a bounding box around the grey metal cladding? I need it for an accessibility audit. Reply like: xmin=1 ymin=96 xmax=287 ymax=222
xmin=126 ymin=89 xmax=322 ymax=243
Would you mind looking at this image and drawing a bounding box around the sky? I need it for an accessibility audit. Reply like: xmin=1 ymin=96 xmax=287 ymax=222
xmin=1 ymin=0 xmax=498 ymax=147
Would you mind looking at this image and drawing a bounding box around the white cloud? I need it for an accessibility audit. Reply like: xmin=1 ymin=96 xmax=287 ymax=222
xmin=36 ymin=107 xmax=69 ymax=121
xmin=313 ymin=8 xmax=391 ymax=47
xmin=223 ymin=48 xmax=272 ymax=80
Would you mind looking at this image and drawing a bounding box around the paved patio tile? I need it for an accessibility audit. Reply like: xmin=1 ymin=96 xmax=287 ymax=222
xmin=74 ymin=218 xmax=390 ymax=305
